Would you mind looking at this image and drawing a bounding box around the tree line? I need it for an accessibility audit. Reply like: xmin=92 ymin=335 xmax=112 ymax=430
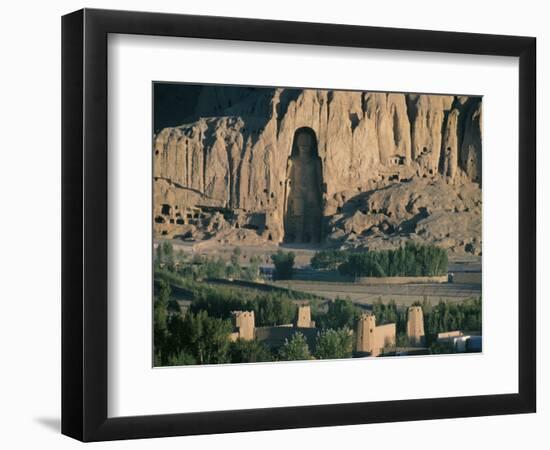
xmin=312 ymin=242 xmax=448 ymax=278
xmin=421 ymin=297 xmax=482 ymax=339
xmin=370 ymin=297 xmax=482 ymax=347
xmin=154 ymin=266 xmax=318 ymax=325
xmin=156 ymin=242 xmax=261 ymax=282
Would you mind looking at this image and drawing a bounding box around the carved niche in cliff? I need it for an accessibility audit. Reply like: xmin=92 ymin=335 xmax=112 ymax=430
xmin=283 ymin=128 xmax=323 ymax=243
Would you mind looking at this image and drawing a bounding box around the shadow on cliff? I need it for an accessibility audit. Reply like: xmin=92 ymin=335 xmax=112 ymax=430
xmin=276 ymin=89 xmax=302 ymax=135
xmin=339 ymin=184 xmax=397 ymax=215
xmin=332 ymin=183 xmax=431 ymax=239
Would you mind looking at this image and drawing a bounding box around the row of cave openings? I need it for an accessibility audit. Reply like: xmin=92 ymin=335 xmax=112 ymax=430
xmin=154 ymin=204 xmax=200 ymax=226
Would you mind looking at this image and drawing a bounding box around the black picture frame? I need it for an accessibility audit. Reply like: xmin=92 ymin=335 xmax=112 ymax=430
xmin=61 ymin=8 xmax=536 ymax=442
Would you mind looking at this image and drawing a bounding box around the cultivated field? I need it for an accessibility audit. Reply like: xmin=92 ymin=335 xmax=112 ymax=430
xmin=270 ymin=279 xmax=480 ymax=306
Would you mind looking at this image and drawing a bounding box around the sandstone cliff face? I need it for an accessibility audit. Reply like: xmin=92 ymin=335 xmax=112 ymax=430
xmin=153 ymin=87 xmax=482 ymax=255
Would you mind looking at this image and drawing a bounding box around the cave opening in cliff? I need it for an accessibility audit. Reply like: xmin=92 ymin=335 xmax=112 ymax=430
xmin=283 ymin=127 xmax=323 ymax=244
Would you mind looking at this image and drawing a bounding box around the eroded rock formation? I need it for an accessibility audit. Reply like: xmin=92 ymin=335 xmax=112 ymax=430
xmin=153 ymin=87 xmax=482 ymax=255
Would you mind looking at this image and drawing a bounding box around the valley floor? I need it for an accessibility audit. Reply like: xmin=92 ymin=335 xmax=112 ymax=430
xmin=270 ymin=279 xmax=480 ymax=306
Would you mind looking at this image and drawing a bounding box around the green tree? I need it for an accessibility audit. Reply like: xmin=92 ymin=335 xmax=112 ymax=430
xmin=243 ymin=255 xmax=261 ymax=281
xmin=278 ymin=332 xmax=311 ymax=361
xmin=429 ymin=340 xmax=456 ymax=354
xmin=189 ymin=285 xmax=253 ymax=319
xmin=162 ymin=241 xmax=175 ymax=271
xmin=310 ymin=250 xmax=349 ymax=270
xmin=372 ymin=298 xmax=399 ymax=326
xmin=229 ymin=339 xmax=273 ymax=363
xmin=188 ymin=285 xmax=297 ymax=326
xmin=166 ymin=351 xmax=197 ymax=366
xmin=337 ymin=243 xmax=448 ymax=278
xmin=315 ymin=328 xmax=353 ymax=359
xmin=153 ymin=280 xmax=170 ymax=364
xmin=228 ymin=247 xmax=242 ymax=279
xmin=421 ymin=297 xmax=481 ymax=345
xmin=203 ymin=257 xmax=227 ymax=279
xmin=175 ymin=249 xmax=187 ymax=268
xmin=320 ymin=298 xmax=360 ymax=330
xmin=271 ymin=250 xmax=295 ymax=280
xmin=178 ymin=311 xmax=233 ymax=364
xmin=256 ymin=294 xmax=296 ymax=326
xmin=155 ymin=242 xmax=164 ymax=269
xmin=395 ymin=333 xmax=409 ymax=347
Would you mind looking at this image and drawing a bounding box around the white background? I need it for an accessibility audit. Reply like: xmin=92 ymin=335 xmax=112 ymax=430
xmin=0 ymin=0 xmax=547 ymax=449
xmin=108 ymin=35 xmax=518 ymax=417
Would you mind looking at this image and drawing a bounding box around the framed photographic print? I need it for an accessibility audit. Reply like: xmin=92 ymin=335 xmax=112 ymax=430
xmin=61 ymin=8 xmax=536 ymax=442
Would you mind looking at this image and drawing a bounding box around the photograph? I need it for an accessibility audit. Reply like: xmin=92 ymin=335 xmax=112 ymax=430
xmin=152 ymin=83 xmax=483 ymax=366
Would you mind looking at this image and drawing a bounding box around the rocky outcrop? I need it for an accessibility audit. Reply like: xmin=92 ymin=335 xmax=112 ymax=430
xmin=153 ymin=87 xmax=482 ymax=254
xmin=328 ymin=177 xmax=482 ymax=255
